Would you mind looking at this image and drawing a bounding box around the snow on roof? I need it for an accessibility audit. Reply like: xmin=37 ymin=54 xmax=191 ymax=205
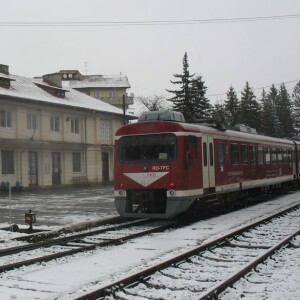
xmin=0 ymin=74 xmax=128 ymax=116
xmin=0 ymin=73 xmax=15 ymax=81
xmin=68 ymin=74 xmax=131 ymax=89
xmin=33 ymin=79 xmax=69 ymax=92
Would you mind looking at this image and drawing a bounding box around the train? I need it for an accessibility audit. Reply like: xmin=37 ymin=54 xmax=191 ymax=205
xmin=114 ymin=110 xmax=300 ymax=218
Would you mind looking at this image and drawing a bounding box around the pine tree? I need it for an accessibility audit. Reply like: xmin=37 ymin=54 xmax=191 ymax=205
xmin=224 ymin=85 xmax=239 ymax=127
xmin=167 ymin=53 xmax=195 ymax=122
xmin=240 ymin=82 xmax=261 ymax=131
xmin=190 ymin=75 xmax=211 ymax=119
xmin=276 ymin=83 xmax=294 ymax=137
xmin=260 ymin=88 xmax=280 ymax=137
xmin=292 ymin=81 xmax=300 ymax=135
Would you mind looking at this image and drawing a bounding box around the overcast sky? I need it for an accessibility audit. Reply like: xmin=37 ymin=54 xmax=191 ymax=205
xmin=1 ymin=0 xmax=300 ymax=105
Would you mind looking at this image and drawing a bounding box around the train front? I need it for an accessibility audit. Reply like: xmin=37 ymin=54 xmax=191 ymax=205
xmin=114 ymin=114 xmax=197 ymax=219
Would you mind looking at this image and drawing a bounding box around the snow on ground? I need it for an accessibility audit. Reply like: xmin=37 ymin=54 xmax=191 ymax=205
xmin=0 ymin=186 xmax=116 ymax=229
xmin=221 ymin=236 xmax=300 ymax=299
xmin=0 ymin=188 xmax=299 ymax=299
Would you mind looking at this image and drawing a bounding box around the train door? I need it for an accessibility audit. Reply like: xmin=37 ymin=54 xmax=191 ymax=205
xmin=52 ymin=152 xmax=61 ymax=185
xmin=202 ymin=135 xmax=215 ymax=193
xmin=28 ymin=151 xmax=38 ymax=186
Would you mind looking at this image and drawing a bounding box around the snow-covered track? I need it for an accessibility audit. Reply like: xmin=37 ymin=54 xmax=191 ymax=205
xmin=76 ymin=203 xmax=300 ymax=300
xmin=0 ymin=219 xmax=174 ymax=273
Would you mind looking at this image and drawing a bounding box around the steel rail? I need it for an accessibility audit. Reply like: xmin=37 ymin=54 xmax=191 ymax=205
xmin=0 ymin=220 xmax=174 ymax=273
xmin=198 ymin=228 xmax=300 ymax=300
xmin=0 ymin=218 xmax=151 ymax=256
xmin=12 ymin=215 xmax=124 ymax=243
xmin=74 ymin=202 xmax=300 ymax=300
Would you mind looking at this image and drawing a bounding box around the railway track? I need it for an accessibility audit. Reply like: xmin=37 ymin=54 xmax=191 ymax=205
xmin=75 ymin=203 xmax=300 ymax=300
xmin=0 ymin=218 xmax=174 ymax=274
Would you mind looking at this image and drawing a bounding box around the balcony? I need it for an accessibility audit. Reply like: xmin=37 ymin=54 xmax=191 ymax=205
xmin=100 ymin=95 xmax=134 ymax=109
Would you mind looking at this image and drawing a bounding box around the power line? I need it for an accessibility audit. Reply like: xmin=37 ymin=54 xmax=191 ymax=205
xmin=1 ymin=14 xmax=300 ymax=27
xmin=207 ymin=79 xmax=300 ymax=98
xmin=133 ymin=79 xmax=300 ymax=97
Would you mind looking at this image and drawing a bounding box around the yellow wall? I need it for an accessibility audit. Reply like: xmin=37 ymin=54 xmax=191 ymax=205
xmin=0 ymin=99 xmax=123 ymax=188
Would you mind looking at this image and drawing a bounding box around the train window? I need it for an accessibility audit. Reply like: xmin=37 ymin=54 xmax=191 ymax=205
xmin=203 ymin=142 xmax=208 ymax=166
xmin=188 ymin=135 xmax=197 ymax=159
xmin=209 ymin=143 xmax=214 ymax=166
xmin=271 ymin=148 xmax=277 ymax=163
xmin=265 ymin=147 xmax=271 ymax=164
xmin=277 ymin=149 xmax=283 ymax=163
xmin=241 ymin=144 xmax=248 ymax=165
xmin=258 ymin=146 xmax=264 ymax=165
xmin=119 ymin=133 xmax=176 ymax=162
xmin=230 ymin=143 xmax=239 ymax=165
xmin=249 ymin=145 xmax=256 ymax=165
xmin=282 ymin=149 xmax=287 ymax=163
xmin=287 ymin=149 xmax=292 ymax=163
xmin=218 ymin=142 xmax=225 ymax=166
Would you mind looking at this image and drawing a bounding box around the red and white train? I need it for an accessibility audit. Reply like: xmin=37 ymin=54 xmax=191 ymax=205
xmin=114 ymin=111 xmax=300 ymax=218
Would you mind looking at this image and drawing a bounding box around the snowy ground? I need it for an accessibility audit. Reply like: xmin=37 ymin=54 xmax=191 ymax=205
xmin=0 ymin=188 xmax=299 ymax=299
xmin=0 ymin=185 xmax=117 ymax=230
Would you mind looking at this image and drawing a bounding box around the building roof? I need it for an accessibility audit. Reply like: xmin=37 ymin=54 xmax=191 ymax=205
xmin=0 ymin=73 xmax=15 ymax=81
xmin=68 ymin=74 xmax=131 ymax=89
xmin=0 ymin=73 xmax=132 ymax=117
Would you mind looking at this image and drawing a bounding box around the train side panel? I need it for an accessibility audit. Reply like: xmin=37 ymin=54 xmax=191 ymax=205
xmin=114 ymin=116 xmax=299 ymax=219
xmin=214 ymin=134 xmax=296 ymax=195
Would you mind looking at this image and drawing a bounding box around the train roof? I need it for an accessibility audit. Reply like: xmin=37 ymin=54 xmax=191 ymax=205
xmin=116 ymin=120 xmax=295 ymax=147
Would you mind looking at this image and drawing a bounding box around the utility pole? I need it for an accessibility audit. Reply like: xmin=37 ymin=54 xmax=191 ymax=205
xmin=123 ymin=94 xmax=126 ymax=125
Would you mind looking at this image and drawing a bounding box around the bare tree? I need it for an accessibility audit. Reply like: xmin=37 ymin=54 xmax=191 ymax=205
xmin=136 ymin=94 xmax=171 ymax=111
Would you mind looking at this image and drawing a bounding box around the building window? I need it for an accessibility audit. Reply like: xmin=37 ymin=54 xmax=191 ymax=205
xmin=109 ymin=90 xmax=117 ymax=98
xmin=94 ymin=91 xmax=100 ymax=99
xmin=71 ymin=117 xmax=80 ymax=134
xmin=72 ymin=152 xmax=81 ymax=172
xmin=27 ymin=112 xmax=38 ymax=130
xmin=50 ymin=115 xmax=60 ymax=132
xmin=1 ymin=150 xmax=14 ymax=174
xmin=100 ymin=120 xmax=112 ymax=144
xmin=0 ymin=109 xmax=12 ymax=128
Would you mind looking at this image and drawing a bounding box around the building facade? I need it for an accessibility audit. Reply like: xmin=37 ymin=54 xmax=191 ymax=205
xmin=59 ymin=70 xmax=134 ymax=110
xmin=0 ymin=64 xmax=134 ymax=190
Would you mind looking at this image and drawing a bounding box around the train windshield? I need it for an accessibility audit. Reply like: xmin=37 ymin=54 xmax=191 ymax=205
xmin=119 ymin=134 xmax=176 ymax=162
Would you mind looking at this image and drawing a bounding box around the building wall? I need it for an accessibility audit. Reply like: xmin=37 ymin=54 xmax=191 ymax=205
xmin=78 ymin=87 xmax=134 ymax=110
xmin=0 ymin=99 xmax=122 ymax=189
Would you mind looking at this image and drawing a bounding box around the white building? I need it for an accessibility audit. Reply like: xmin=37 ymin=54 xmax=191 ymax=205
xmin=0 ymin=64 xmax=135 ymax=190
xmin=59 ymin=70 xmax=134 ymax=110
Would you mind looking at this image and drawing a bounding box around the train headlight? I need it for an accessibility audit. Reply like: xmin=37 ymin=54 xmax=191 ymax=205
xmin=169 ymin=189 xmax=176 ymax=196
xmin=169 ymin=181 xmax=175 ymax=188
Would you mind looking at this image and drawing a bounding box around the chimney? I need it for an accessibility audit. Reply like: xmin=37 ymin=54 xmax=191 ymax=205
xmin=0 ymin=64 xmax=15 ymax=88
xmin=0 ymin=64 xmax=9 ymax=75
xmin=43 ymin=73 xmax=62 ymax=88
